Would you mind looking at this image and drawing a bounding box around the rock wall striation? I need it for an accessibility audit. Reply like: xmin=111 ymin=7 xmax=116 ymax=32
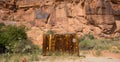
xmin=0 ymin=0 xmax=120 ymax=39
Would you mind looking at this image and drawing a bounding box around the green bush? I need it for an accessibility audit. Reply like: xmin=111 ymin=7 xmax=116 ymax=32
xmin=46 ymin=30 xmax=55 ymax=35
xmin=0 ymin=25 xmax=40 ymax=53
xmin=15 ymin=39 xmax=41 ymax=53
xmin=0 ymin=25 xmax=26 ymax=52
xmin=0 ymin=23 xmax=5 ymax=28
xmin=79 ymin=33 xmax=112 ymax=50
xmin=79 ymin=33 xmax=94 ymax=50
xmin=79 ymin=39 xmax=95 ymax=50
xmin=79 ymin=33 xmax=94 ymax=42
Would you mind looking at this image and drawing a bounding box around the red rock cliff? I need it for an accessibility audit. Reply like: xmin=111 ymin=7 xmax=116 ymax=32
xmin=0 ymin=0 xmax=120 ymax=39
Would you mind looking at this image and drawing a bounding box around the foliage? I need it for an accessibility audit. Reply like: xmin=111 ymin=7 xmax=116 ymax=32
xmin=79 ymin=33 xmax=112 ymax=50
xmin=0 ymin=25 xmax=26 ymax=53
xmin=79 ymin=33 xmax=94 ymax=42
xmin=0 ymin=25 xmax=40 ymax=53
xmin=46 ymin=30 xmax=55 ymax=35
xmin=0 ymin=52 xmax=41 ymax=62
xmin=0 ymin=23 xmax=5 ymax=28
xmin=95 ymin=50 xmax=102 ymax=56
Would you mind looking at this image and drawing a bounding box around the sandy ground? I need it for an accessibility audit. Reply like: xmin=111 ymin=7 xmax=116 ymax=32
xmin=2 ymin=50 xmax=119 ymax=62
xmin=32 ymin=51 xmax=120 ymax=62
xmin=33 ymin=56 xmax=120 ymax=62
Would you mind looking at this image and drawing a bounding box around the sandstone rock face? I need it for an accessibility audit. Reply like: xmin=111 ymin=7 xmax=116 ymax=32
xmin=0 ymin=0 xmax=120 ymax=45
xmin=116 ymin=20 xmax=120 ymax=32
xmin=26 ymin=27 xmax=44 ymax=47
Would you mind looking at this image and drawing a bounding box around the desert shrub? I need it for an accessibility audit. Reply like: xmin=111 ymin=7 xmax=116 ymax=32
xmin=79 ymin=33 xmax=94 ymax=42
xmin=79 ymin=39 xmax=95 ymax=50
xmin=112 ymin=37 xmax=120 ymax=41
xmin=95 ymin=50 xmax=102 ymax=56
xmin=79 ymin=39 xmax=112 ymax=50
xmin=79 ymin=33 xmax=94 ymax=50
xmin=79 ymin=33 xmax=112 ymax=50
xmin=0 ymin=23 xmax=5 ymax=28
xmin=0 ymin=25 xmax=40 ymax=53
xmin=16 ymin=39 xmax=41 ymax=53
xmin=46 ymin=30 xmax=55 ymax=35
xmin=0 ymin=25 xmax=26 ymax=53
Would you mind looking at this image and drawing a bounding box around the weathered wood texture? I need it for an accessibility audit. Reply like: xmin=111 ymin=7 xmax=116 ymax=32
xmin=42 ymin=34 xmax=79 ymax=56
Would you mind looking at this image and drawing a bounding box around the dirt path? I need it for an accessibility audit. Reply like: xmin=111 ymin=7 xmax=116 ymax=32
xmin=34 ymin=55 xmax=120 ymax=62
xmin=83 ymin=56 xmax=120 ymax=62
xmin=33 ymin=51 xmax=120 ymax=62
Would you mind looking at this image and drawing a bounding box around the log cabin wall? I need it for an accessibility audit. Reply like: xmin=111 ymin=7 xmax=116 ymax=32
xmin=42 ymin=34 xmax=79 ymax=56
